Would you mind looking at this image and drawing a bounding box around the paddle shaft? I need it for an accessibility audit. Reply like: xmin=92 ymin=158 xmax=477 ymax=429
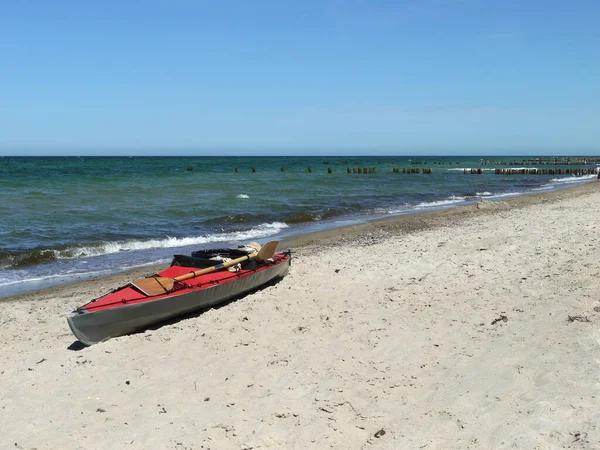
xmin=130 ymin=241 xmax=279 ymax=297
xmin=173 ymin=252 xmax=258 ymax=283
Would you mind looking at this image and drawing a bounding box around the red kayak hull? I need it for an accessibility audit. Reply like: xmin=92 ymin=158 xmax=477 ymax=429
xmin=67 ymin=252 xmax=291 ymax=345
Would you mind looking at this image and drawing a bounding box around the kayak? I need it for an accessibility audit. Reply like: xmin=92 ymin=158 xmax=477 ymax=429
xmin=67 ymin=250 xmax=291 ymax=345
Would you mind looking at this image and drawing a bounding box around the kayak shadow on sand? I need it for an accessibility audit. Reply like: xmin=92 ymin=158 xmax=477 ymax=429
xmin=67 ymin=275 xmax=285 ymax=350
xmin=67 ymin=341 xmax=87 ymax=351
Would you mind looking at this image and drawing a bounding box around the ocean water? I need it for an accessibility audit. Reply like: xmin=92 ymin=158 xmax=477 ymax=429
xmin=1 ymin=155 xmax=597 ymax=297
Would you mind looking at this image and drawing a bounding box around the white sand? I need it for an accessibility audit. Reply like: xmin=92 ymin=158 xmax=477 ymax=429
xmin=1 ymin=182 xmax=599 ymax=449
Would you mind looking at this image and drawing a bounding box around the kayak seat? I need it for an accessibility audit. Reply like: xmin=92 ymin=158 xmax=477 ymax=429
xmin=171 ymin=248 xmax=258 ymax=270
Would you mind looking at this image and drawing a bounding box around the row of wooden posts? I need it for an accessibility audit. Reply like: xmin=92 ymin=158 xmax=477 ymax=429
xmin=463 ymin=168 xmax=600 ymax=175
xmin=479 ymin=158 xmax=600 ymax=166
xmin=395 ymin=168 xmax=433 ymax=174
xmin=493 ymin=168 xmax=598 ymax=175
xmin=185 ymin=166 xmax=598 ymax=175
xmin=231 ymin=167 xmax=434 ymax=173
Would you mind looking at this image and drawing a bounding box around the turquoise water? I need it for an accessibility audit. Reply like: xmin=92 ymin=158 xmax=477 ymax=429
xmin=0 ymin=155 xmax=597 ymax=297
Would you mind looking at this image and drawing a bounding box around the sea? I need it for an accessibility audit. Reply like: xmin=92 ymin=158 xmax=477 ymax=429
xmin=1 ymin=155 xmax=598 ymax=298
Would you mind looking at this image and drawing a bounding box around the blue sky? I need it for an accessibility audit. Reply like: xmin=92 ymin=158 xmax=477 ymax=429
xmin=1 ymin=0 xmax=598 ymax=155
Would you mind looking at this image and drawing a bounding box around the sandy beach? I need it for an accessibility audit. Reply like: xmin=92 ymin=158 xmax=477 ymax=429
xmin=2 ymin=181 xmax=599 ymax=449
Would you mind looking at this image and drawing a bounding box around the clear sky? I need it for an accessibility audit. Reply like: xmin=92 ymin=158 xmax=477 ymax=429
xmin=1 ymin=0 xmax=598 ymax=155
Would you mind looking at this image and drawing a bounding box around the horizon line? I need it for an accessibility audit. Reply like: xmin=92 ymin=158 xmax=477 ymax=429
xmin=2 ymin=153 xmax=599 ymax=158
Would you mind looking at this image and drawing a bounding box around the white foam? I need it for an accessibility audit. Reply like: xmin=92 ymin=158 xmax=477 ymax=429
xmin=0 ymin=259 xmax=170 ymax=289
xmin=236 ymin=194 xmax=250 ymax=199
xmin=46 ymin=222 xmax=289 ymax=262
xmin=0 ymin=269 xmax=111 ymax=287
xmin=384 ymin=196 xmax=468 ymax=214
xmin=378 ymin=203 xmax=411 ymax=214
xmin=532 ymin=174 xmax=596 ymax=191
xmin=413 ymin=196 xmax=467 ymax=209
xmin=548 ymin=174 xmax=597 ymax=184
xmin=487 ymin=192 xmax=521 ymax=199
xmin=476 ymin=191 xmax=492 ymax=197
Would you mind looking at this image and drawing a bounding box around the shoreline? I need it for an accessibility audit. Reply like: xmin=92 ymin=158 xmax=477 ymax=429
xmin=279 ymin=179 xmax=600 ymax=248
xmin=3 ymin=180 xmax=598 ymax=305
xmin=2 ymin=178 xmax=600 ymax=448
xmin=2 ymin=157 xmax=598 ymax=300
xmin=1 ymin=166 xmax=597 ymax=299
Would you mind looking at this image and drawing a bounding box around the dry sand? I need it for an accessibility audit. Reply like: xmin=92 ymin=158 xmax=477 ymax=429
xmin=1 ymin=182 xmax=600 ymax=449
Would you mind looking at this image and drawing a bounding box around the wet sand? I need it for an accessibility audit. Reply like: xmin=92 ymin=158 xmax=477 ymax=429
xmin=1 ymin=181 xmax=599 ymax=449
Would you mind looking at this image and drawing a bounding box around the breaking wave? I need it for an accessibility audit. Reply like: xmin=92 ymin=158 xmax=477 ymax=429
xmin=486 ymin=192 xmax=522 ymax=199
xmin=463 ymin=192 xmax=492 ymax=198
xmin=533 ymin=174 xmax=597 ymax=191
xmin=413 ymin=197 xmax=467 ymax=209
xmin=548 ymin=174 xmax=597 ymax=184
xmin=0 ymin=222 xmax=289 ymax=270
xmin=383 ymin=196 xmax=467 ymax=214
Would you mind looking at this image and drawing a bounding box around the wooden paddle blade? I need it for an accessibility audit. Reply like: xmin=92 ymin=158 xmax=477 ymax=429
xmin=130 ymin=276 xmax=175 ymax=297
xmin=246 ymin=241 xmax=261 ymax=252
xmin=256 ymin=240 xmax=279 ymax=262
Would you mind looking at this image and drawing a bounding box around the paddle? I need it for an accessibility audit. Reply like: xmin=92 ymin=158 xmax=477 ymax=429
xmin=131 ymin=240 xmax=279 ymax=297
